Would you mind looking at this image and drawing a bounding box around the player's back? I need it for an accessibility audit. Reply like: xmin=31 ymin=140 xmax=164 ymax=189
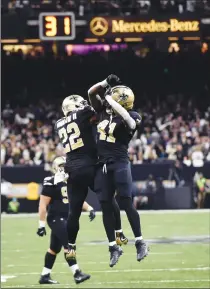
xmin=55 ymin=105 xmax=97 ymax=172
xmin=97 ymin=109 xmax=141 ymax=163
xmin=42 ymin=176 xmax=69 ymax=219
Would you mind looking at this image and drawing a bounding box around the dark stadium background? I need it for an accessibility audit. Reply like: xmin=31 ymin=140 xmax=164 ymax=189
xmin=1 ymin=0 xmax=210 ymax=212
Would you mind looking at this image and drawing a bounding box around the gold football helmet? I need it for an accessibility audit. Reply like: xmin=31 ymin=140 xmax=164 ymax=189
xmin=62 ymin=95 xmax=87 ymax=116
xmin=52 ymin=156 xmax=66 ymax=174
xmin=110 ymin=85 xmax=135 ymax=110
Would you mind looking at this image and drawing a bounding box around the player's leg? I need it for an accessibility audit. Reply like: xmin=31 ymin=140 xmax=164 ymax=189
xmin=114 ymin=162 xmax=149 ymax=262
xmin=39 ymin=230 xmax=62 ymax=284
xmin=112 ymin=197 xmax=128 ymax=246
xmin=66 ymin=167 xmax=95 ymax=245
xmin=66 ymin=167 xmax=94 ymax=282
xmin=47 ymin=216 xmax=90 ymax=284
xmin=95 ymin=168 xmax=127 ymax=246
xmin=98 ymin=165 xmax=123 ymax=267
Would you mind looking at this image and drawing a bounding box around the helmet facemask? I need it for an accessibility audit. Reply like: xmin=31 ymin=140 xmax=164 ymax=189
xmin=62 ymin=95 xmax=87 ymax=116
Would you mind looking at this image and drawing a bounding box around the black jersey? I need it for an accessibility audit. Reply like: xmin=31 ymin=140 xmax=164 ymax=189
xmin=55 ymin=105 xmax=97 ymax=172
xmin=96 ymin=110 xmax=141 ymax=163
xmin=41 ymin=176 xmax=69 ymax=218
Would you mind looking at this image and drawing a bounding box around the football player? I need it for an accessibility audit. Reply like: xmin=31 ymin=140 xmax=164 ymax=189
xmin=56 ymin=94 xmax=128 ymax=270
xmin=55 ymin=95 xmax=97 ymax=282
xmin=37 ymin=156 xmax=96 ymax=285
xmin=88 ymin=75 xmax=149 ymax=267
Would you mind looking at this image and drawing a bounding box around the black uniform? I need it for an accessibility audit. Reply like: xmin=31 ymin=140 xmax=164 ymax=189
xmin=95 ymin=110 xmax=141 ymax=201
xmin=41 ymin=176 xmax=69 ymax=253
xmin=55 ymin=105 xmax=97 ymax=244
xmin=55 ymin=105 xmax=97 ymax=197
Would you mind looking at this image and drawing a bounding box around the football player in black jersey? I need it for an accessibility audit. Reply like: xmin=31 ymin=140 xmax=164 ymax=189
xmin=55 ymin=95 xmax=97 ymax=282
xmin=55 ymin=94 xmax=128 ymax=270
xmin=88 ymin=75 xmax=149 ymax=267
xmin=37 ymin=156 xmax=96 ymax=285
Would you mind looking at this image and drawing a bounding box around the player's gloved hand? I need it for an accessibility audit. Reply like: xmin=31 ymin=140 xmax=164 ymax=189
xmin=37 ymin=221 xmax=46 ymax=237
xmin=54 ymin=170 xmax=69 ymax=184
xmin=104 ymin=86 xmax=112 ymax=97
xmin=89 ymin=209 xmax=96 ymax=222
xmin=37 ymin=227 xmax=46 ymax=237
xmin=106 ymin=74 xmax=121 ymax=87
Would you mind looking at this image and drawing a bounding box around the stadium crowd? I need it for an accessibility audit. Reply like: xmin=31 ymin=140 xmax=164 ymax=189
xmin=1 ymin=47 xmax=210 ymax=166
xmin=2 ymin=96 xmax=210 ymax=166
xmin=2 ymin=0 xmax=210 ymax=16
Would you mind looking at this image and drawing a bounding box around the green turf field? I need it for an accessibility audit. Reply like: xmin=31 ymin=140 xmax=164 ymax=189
xmin=1 ymin=210 xmax=210 ymax=288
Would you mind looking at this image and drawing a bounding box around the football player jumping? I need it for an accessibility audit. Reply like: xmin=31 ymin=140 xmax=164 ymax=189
xmin=88 ymin=75 xmax=149 ymax=267
xmin=55 ymin=96 xmax=97 ymax=283
xmin=37 ymin=156 xmax=96 ymax=285
xmin=55 ymin=94 xmax=128 ymax=278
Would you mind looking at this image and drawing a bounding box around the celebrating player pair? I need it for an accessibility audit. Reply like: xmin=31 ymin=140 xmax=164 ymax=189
xmin=37 ymin=74 xmax=149 ymax=285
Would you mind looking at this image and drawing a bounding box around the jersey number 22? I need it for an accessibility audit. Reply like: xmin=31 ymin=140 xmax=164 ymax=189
xmin=58 ymin=122 xmax=84 ymax=153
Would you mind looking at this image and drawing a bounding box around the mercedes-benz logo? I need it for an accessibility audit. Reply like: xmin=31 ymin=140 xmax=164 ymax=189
xmin=90 ymin=17 xmax=109 ymax=36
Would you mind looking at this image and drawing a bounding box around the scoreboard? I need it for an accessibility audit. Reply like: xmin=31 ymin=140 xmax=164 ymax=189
xmin=1 ymin=11 xmax=210 ymax=43
xmin=39 ymin=12 xmax=75 ymax=40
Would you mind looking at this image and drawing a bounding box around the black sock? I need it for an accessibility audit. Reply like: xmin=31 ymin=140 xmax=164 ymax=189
xmin=100 ymin=201 xmax=116 ymax=243
xmin=112 ymin=198 xmax=122 ymax=231
xmin=64 ymin=252 xmax=77 ymax=267
xmin=44 ymin=252 xmax=56 ymax=270
xmin=120 ymin=197 xmax=142 ymax=237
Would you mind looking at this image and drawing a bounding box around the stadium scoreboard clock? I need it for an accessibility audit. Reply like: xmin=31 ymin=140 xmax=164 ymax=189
xmin=39 ymin=12 xmax=75 ymax=41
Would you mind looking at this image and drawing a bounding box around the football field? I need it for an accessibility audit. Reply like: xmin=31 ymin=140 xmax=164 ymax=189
xmin=1 ymin=210 xmax=210 ymax=288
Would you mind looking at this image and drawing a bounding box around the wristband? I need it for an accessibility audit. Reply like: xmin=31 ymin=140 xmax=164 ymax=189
xmin=87 ymin=206 xmax=93 ymax=212
xmin=105 ymin=94 xmax=111 ymax=100
xmin=99 ymin=80 xmax=108 ymax=88
xmin=39 ymin=220 xmax=46 ymax=228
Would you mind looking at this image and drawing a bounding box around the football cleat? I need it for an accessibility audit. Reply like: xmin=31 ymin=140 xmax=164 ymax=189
xmin=65 ymin=244 xmax=76 ymax=261
xmin=74 ymin=269 xmax=90 ymax=284
xmin=109 ymin=245 xmax=123 ymax=268
xmin=135 ymin=240 xmax=149 ymax=262
xmin=39 ymin=274 xmax=59 ymax=284
xmin=116 ymin=232 xmax=128 ymax=246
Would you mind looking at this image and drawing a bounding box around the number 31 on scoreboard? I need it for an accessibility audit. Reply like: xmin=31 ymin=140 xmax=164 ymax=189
xmin=39 ymin=12 xmax=75 ymax=41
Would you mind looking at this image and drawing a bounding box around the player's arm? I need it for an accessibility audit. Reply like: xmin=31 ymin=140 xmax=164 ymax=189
xmin=82 ymin=201 xmax=96 ymax=222
xmin=37 ymin=195 xmax=51 ymax=237
xmin=37 ymin=177 xmax=53 ymax=237
xmin=88 ymin=74 xmax=121 ymax=111
xmin=39 ymin=195 xmax=51 ymax=224
xmin=105 ymin=94 xmax=137 ymax=130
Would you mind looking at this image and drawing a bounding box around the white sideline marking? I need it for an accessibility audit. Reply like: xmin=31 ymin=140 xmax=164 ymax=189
xmin=7 ymin=267 xmax=210 ymax=275
xmin=1 ymin=209 xmax=210 ymax=218
xmin=1 ymin=279 xmax=210 ymax=288
xmin=91 ymin=267 xmax=210 ymax=273
xmin=3 ymin=249 xmax=183 ymax=255
xmin=6 ymin=253 xmax=183 ymax=267
xmin=1 ymin=275 xmax=16 ymax=283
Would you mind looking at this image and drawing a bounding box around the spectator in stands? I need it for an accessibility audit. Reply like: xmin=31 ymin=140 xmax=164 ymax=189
xmin=1 ymin=47 xmax=210 ymax=166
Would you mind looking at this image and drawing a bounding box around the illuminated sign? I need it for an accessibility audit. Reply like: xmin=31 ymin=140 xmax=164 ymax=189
xmin=90 ymin=17 xmax=109 ymax=36
xmin=39 ymin=12 xmax=75 ymax=41
xmin=89 ymin=17 xmax=200 ymax=37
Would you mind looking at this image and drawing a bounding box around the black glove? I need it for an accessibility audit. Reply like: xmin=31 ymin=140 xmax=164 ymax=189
xmin=89 ymin=209 xmax=96 ymax=222
xmin=37 ymin=227 xmax=46 ymax=237
xmin=106 ymin=74 xmax=121 ymax=87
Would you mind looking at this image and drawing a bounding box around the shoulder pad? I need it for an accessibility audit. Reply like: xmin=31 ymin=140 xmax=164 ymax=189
xmin=43 ymin=176 xmax=54 ymax=186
